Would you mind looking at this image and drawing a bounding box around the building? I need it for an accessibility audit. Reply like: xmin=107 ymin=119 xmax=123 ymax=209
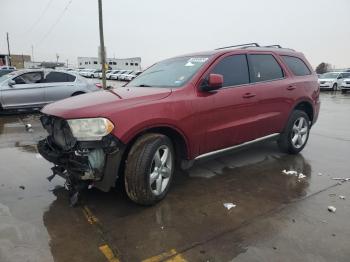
xmin=77 ymin=57 xmax=141 ymax=71
xmin=0 ymin=54 xmax=31 ymax=69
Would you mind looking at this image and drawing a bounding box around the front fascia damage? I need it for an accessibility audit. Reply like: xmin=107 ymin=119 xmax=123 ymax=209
xmin=37 ymin=114 xmax=125 ymax=196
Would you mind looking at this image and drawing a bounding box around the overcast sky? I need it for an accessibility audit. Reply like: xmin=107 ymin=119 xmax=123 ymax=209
xmin=1 ymin=0 xmax=350 ymax=68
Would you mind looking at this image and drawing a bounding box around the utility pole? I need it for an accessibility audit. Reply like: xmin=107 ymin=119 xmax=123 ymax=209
xmin=6 ymin=32 xmax=11 ymax=66
xmin=98 ymin=0 xmax=107 ymax=89
xmin=31 ymin=45 xmax=34 ymax=62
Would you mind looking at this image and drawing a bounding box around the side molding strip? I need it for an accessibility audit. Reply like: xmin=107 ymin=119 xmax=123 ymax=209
xmin=195 ymin=133 xmax=280 ymax=160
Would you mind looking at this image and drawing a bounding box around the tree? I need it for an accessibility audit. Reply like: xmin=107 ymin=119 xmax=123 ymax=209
xmin=316 ymin=62 xmax=331 ymax=74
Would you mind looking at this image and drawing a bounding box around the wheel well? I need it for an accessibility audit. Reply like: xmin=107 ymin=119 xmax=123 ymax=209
xmin=71 ymin=91 xmax=85 ymax=96
xmin=294 ymin=101 xmax=314 ymax=122
xmin=117 ymin=127 xmax=188 ymax=183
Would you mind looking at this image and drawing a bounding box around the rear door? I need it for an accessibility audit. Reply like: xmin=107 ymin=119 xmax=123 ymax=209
xmin=247 ymin=53 xmax=292 ymax=138
xmin=1 ymin=71 xmax=45 ymax=108
xmin=44 ymin=71 xmax=77 ymax=103
xmin=196 ymin=54 xmax=260 ymax=154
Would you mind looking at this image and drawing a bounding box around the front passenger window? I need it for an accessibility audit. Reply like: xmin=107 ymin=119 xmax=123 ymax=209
xmin=210 ymin=54 xmax=250 ymax=87
xmin=14 ymin=72 xmax=43 ymax=85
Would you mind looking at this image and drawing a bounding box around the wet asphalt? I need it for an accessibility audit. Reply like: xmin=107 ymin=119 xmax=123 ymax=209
xmin=0 ymin=90 xmax=349 ymax=262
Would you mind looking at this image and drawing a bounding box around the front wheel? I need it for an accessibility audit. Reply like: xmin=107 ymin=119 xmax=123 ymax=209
xmin=341 ymin=89 xmax=347 ymax=94
xmin=124 ymin=134 xmax=175 ymax=205
xmin=332 ymin=83 xmax=337 ymax=91
xmin=278 ymin=110 xmax=310 ymax=154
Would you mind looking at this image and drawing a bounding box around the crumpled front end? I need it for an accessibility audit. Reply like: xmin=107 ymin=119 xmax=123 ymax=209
xmin=38 ymin=114 xmax=125 ymax=204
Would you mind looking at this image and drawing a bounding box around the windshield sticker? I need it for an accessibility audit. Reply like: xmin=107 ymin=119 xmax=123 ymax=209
xmin=185 ymin=61 xmax=195 ymax=67
xmin=188 ymin=57 xmax=208 ymax=63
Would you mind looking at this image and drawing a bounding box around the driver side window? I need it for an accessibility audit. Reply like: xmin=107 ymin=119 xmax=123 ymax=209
xmin=14 ymin=72 xmax=43 ymax=85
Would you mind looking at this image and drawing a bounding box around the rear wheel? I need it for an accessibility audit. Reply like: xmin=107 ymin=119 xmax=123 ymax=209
xmin=124 ymin=133 xmax=175 ymax=205
xmin=278 ymin=110 xmax=310 ymax=154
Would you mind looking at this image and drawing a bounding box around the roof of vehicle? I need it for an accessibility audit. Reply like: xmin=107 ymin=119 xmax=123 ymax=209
xmin=173 ymin=43 xmax=303 ymax=59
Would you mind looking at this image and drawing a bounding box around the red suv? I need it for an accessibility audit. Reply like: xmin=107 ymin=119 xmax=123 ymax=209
xmin=38 ymin=43 xmax=320 ymax=205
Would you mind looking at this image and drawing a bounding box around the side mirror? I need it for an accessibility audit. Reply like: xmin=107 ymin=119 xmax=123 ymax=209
xmin=8 ymin=80 xmax=15 ymax=87
xmin=201 ymin=74 xmax=223 ymax=92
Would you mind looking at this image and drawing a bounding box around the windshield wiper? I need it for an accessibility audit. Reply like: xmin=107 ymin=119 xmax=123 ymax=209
xmin=135 ymin=84 xmax=152 ymax=87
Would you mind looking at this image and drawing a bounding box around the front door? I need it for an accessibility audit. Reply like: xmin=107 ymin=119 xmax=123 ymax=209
xmin=1 ymin=71 xmax=45 ymax=109
xmin=194 ymin=54 xmax=260 ymax=154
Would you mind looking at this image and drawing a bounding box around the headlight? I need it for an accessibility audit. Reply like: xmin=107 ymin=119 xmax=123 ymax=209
xmin=67 ymin=118 xmax=114 ymax=141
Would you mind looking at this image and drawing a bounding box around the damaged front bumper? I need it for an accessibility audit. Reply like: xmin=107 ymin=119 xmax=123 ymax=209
xmin=37 ymin=115 xmax=125 ymax=193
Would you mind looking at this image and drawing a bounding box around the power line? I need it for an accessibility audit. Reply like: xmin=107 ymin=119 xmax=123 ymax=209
xmin=36 ymin=0 xmax=73 ymax=46
xmin=26 ymin=0 xmax=55 ymax=34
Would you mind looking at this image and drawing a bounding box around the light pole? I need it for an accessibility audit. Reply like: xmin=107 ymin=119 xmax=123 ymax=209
xmin=98 ymin=0 xmax=107 ymax=89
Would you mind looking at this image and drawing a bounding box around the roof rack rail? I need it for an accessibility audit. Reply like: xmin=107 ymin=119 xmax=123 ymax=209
xmin=264 ymin=45 xmax=282 ymax=48
xmin=262 ymin=44 xmax=295 ymax=51
xmin=215 ymin=43 xmax=260 ymax=50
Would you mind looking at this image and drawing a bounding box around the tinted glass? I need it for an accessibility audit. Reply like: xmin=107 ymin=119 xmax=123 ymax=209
xmin=210 ymin=55 xmax=249 ymax=87
xmin=46 ymin=72 xmax=76 ymax=83
xmin=282 ymin=56 xmax=311 ymax=76
xmin=14 ymin=72 xmax=42 ymax=84
xmin=249 ymin=54 xmax=284 ymax=82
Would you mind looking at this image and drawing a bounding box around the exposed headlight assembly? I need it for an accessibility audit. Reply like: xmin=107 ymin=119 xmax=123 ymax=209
xmin=67 ymin=118 xmax=114 ymax=141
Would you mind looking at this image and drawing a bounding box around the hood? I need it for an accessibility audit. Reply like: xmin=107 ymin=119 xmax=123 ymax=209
xmin=42 ymin=87 xmax=172 ymax=119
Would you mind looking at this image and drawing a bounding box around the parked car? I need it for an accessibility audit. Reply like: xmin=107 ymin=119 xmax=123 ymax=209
xmin=79 ymin=69 xmax=95 ymax=78
xmin=38 ymin=43 xmax=320 ymax=206
xmin=98 ymin=70 xmax=112 ymax=79
xmin=0 ymin=69 xmax=16 ymax=77
xmin=91 ymin=69 xmax=102 ymax=78
xmin=0 ymin=66 xmax=16 ymax=70
xmin=340 ymin=72 xmax=350 ymax=93
xmin=124 ymin=71 xmax=142 ymax=81
xmin=0 ymin=69 xmax=100 ymax=111
xmin=318 ymin=72 xmax=345 ymax=90
xmin=110 ymin=70 xmax=131 ymax=80
xmin=119 ymin=70 xmax=138 ymax=81
xmin=106 ymin=70 xmax=121 ymax=79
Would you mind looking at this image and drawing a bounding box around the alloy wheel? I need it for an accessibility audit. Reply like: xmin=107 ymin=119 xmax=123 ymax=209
xmin=149 ymin=145 xmax=173 ymax=196
xmin=291 ymin=117 xmax=308 ymax=149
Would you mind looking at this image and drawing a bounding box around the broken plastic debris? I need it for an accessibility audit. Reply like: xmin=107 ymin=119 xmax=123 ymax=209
xmin=327 ymin=206 xmax=336 ymax=213
xmin=339 ymin=195 xmax=346 ymax=200
xmin=19 ymin=185 xmax=25 ymax=190
xmin=331 ymin=177 xmax=350 ymax=182
xmin=298 ymin=173 xmax=306 ymax=179
xmin=318 ymin=173 xmax=323 ymax=176
xmin=282 ymin=170 xmax=298 ymax=175
xmin=223 ymin=203 xmax=236 ymax=210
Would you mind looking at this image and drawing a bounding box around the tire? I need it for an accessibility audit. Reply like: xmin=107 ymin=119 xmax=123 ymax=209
xmin=91 ymin=74 xmax=94 ymax=78
xmin=278 ymin=110 xmax=310 ymax=154
xmin=332 ymin=83 xmax=337 ymax=91
xmin=124 ymin=133 xmax=175 ymax=205
xmin=341 ymin=89 xmax=346 ymax=94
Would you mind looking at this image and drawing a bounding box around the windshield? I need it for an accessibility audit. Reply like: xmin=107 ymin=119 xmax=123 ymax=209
xmin=320 ymin=73 xmax=339 ymax=79
xmin=127 ymin=56 xmax=210 ymax=88
xmin=0 ymin=72 xmax=16 ymax=83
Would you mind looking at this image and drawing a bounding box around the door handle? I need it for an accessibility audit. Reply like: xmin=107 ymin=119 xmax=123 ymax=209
xmin=242 ymin=93 xmax=256 ymax=98
xmin=287 ymin=85 xmax=296 ymax=90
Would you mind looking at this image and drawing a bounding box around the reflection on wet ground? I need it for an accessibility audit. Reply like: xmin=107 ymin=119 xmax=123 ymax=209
xmin=0 ymin=92 xmax=350 ymax=262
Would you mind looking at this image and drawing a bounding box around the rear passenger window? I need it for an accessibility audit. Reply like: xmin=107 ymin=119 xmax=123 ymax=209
xmin=210 ymin=54 xmax=249 ymax=87
xmin=46 ymin=72 xmax=76 ymax=83
xmin=282 ymin=56 xmax=311 ymax=76
xmin=249 ymin=54 xmax=284 ymax=82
